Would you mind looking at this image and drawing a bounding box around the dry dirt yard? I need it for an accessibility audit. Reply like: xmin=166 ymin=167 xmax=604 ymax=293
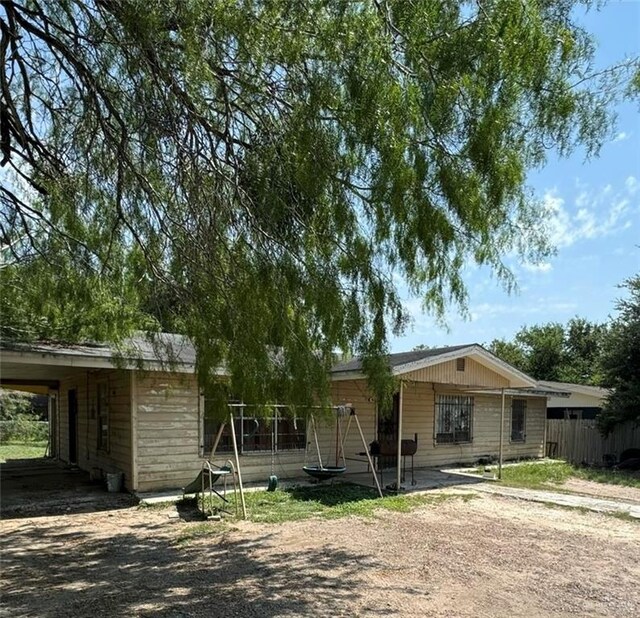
xmin=1 ymin=492 xmax=639 ymax=618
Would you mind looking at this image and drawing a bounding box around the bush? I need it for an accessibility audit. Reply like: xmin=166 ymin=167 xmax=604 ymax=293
xmin=0 ymin=414 xmax=48 ymax=443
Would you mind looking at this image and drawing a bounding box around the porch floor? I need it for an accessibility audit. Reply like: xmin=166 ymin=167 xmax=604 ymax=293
xmin=0 ymin=458 xmax=136 ymax=519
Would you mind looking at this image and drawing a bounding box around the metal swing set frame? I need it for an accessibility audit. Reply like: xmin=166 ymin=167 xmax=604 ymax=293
xmin=197 ymin=403 xmax=384 ymax=522
xmin=303 ymin=406 xmax=383 ymax=498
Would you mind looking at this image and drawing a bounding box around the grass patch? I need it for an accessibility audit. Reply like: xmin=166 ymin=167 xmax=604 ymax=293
xmin=0 ymin=441 xmax=47 ymax=462
xmin=486 ymin=461 xmax=574 ymax=489
xmin=175 ymin=522 xmax=232 ymax=546
xmin=479 ymin=461 xmax=640 ymax=490
xmin=573 ymin=467 xmax=640 ymax=488
xmin=200 ymin=483 xmax=475 ymax=524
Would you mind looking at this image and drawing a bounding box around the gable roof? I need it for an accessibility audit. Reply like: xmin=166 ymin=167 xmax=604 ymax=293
xmin=331 ymin=343 xmax=537 ymax=388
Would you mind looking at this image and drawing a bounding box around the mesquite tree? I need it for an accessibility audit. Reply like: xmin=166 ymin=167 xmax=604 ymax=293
xmin=0 ymin=0 xmax=636 ymax=403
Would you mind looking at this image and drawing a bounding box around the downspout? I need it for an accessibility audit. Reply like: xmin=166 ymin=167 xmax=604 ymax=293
xmin=498 ymin=387 xmax=505 ymax=480
xmin=396 ymin=380 xmax=404 ymax=491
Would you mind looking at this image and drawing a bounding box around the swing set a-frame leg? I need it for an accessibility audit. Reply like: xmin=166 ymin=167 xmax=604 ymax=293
xmin=341 ymin=410 xmax=383 ymax=498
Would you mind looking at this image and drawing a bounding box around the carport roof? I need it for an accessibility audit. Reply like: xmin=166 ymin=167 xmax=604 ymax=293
xmin=0 ymin=333 xmax=197 ymax=373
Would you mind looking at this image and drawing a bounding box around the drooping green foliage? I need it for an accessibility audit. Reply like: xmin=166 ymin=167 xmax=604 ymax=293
xmin=1 ymin=1 xmax=637 ymax=405
xmin=487 ymin=317 xmax=607 ymax=383
xmin=598 ymin=275 xmax=640 ymax=434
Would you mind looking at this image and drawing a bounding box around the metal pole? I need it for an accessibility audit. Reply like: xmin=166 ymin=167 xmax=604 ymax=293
xmin=498 ymin=388 xmax=505 ymax=480
xmin=311 ymin=416 xmax=323 ymax=469
xmin=340 ymin=412 xmax=354 ymax=456
xmin=396 ymin=381 xmax=404 ymax=492
xmin=229 ymin=411 xmax=247 ymax=519
xmin=208 ymin=422 xmax=226 ymax=461
xmin=335 ymin=413 xmax=340 ymax=467
xmin=353 ymin=412 xmax=384 ymax=498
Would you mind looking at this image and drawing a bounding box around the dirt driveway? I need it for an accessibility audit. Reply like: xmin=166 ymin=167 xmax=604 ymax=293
xmin=1 ymin=492 xmax=639 ymax=617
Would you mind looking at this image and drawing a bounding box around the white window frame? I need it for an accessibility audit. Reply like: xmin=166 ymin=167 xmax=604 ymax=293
xmin=434 ymin=394 xmax=474 ymax=445
xmin=510 ymin=398 xmax=526 ymax=443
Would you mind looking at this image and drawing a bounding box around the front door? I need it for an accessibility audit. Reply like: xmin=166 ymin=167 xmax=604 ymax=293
xmin=68 ymin=389 xmax=78 ymax=464
xmin=377 ymin=392 xmax=399 ymax=469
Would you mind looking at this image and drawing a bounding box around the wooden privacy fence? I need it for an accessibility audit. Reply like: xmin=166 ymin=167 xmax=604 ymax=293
xmin=546 ymin=419 xmax=640 ymax=465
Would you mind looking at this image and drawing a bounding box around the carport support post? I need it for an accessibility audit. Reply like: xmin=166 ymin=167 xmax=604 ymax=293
xmin=498 ymin=388 xmax=505 ymax=480
xmin=396 ymin=380 xmax=404 ymax=492
xmin=229 ymin=411 xmax=247 ymax=519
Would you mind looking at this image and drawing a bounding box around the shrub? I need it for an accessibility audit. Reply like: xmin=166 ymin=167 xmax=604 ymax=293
xmin=0 ymin=414 xmax=48 ymax=443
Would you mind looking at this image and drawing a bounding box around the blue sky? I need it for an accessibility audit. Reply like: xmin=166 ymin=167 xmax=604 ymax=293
xmin=390 ymin=0 xmax=640 ymax=352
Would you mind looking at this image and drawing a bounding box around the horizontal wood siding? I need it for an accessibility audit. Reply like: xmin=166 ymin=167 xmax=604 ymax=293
xmin=401 ymin=382 xmax=545 ymax=467
xmin=134 ymin=373 xmax=545 ymax=492
xmin=318 ymin=380 xmax=544 ymax=470
xmin=135 ymin=371 xmax=202 ymax=492
xmin=314 ymin=380 xmax=377 ymax=474
xmin=402 ymin=357 xmax=510 ymax=388
xmin=58 ymin=369 xmax=133 ymax=488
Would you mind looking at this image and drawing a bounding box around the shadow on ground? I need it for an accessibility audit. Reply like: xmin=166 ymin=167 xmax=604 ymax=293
xmin=1 ymin=516 xmax=390 ymax=617
xmin=0 ymin=458 xmax=137 ymax=519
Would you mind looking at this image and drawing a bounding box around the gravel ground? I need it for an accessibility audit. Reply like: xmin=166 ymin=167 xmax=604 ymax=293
xmin=1 ymin=492 xmax=639 ymax=617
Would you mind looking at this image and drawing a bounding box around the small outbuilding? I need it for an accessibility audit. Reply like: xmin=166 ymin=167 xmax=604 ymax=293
xmin=540 ymin=380 xmax=608 ymax=420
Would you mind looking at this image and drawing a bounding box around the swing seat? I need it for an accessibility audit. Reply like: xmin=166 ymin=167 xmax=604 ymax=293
xmin=302 ymin=465 xmax=347 ymax=480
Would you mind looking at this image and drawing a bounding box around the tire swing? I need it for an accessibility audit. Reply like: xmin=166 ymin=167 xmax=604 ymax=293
xmin=302 ymin=414 xmax=346 ymax=481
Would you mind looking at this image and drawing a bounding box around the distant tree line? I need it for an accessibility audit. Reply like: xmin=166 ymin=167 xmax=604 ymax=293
xmin=487 ymin=274 xmax=640 ymax=433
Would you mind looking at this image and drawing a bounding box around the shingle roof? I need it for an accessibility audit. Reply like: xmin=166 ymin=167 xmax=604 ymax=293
xmin=538 ymin=380 xmax=608 ymax=398
xmin=1 ymin=333 xmax=196 ymax=367
xmin=331 ymin=344 xmax=474 ymax=373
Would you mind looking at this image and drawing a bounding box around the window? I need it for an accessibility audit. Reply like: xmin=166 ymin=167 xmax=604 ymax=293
xmin=202 ymin=402 xmax=306 ymax=456
xmin=511 ymin=399 xmax=526 ymax=442
xmin=456 ymin=357 xmax=466 ymax=372
xmin=435 ymin=395 xmax=473 ymax=444
xmin=96 ymin=382 xmax=109 ymax=451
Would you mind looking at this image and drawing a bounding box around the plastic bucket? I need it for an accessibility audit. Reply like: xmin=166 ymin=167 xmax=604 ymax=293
xmin=106 ymin=471 xmax=124 ymax=493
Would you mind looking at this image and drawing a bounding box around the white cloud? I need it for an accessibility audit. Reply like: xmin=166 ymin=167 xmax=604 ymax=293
xmin=613 ymin=131 xmax=631 ymax=143
xmin=540 ymin=177 xmax=639 ymax=249
xmin=522 ymin=261 xmax=553 ymax=273
xmin=468 ymin=299 xmax=578 ymax=322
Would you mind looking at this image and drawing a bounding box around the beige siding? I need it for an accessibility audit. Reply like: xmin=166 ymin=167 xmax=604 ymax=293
xmin=401 ymin=381 xmax=545 ymax=467
xmin=402 ymin=357 xmax=510 ymax=388
xmin=318 ymin=379 xmax=545 ymax=470
xmin=58 ymin=369 xmax=133 ymax=489
xmin=134 ymin=372 xmax=546 ymax=492
xmin=135 ymin=371 xmax=202 ymax=492
xmin=134 ymin=373 xmax=380 ymax=491
xmin=317 ymin=380 xmax=378 ymax=474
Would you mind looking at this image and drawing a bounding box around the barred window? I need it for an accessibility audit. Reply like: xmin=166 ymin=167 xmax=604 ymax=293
xmin=435 ymin=395 xmax=473 ymax=444
xmin=511 ymin=399 xmax=526 ymax=442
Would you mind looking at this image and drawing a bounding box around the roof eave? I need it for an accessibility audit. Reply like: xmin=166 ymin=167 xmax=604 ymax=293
xmin=0 ymin=349 xmax=198 ymax=373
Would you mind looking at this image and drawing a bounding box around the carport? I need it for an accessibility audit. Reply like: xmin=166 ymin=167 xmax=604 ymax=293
xmin=0 ymin=457 xmax=135 ymax=518
xmin=1 ymin=340 xmax=139 ymax=507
